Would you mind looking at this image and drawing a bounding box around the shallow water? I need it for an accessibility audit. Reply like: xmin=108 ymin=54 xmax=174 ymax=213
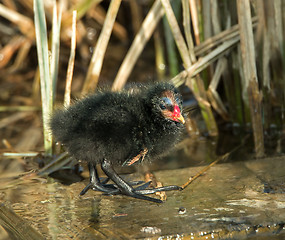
xmin=1 ymin=153 xmax=284 ymax=239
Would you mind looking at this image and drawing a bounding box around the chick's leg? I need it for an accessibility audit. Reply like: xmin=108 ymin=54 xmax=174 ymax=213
xmin=101 ymin=159 xmax=163 ymax=203
xmin=79 ymin=162 xmax=116 ymax=196
xmin=79 ymin=162 xmax=147 ymax=196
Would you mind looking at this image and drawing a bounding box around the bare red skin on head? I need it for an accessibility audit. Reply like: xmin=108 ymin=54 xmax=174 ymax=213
xmin=172 ymin=105 xmax=181 ymax=120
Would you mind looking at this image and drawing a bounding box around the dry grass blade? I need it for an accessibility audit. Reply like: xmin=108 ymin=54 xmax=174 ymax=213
xmin=0 ymin=36 xmax=26 ymax=69
xmin=182 ymin=0 xmax=195 ymax=62
xmin=172 ymin=38 xmax=240 ymax=87
xmin=0 ymin=106 xmax=41 ymax=112
xmin=0 ymin=112 xmax=32 ymax=129
xmin=129 ymin=1 xmax=142 ymax=34
xmin=207 ymin=58 xmax=229 ymax=120
xmin=202 ymin=0 xmax=211 ymax=40
xmin=0 ymin=3 xmax=34 ymax=39
xmin=237 ymin=0 xmax=264 ymax=157
xmin=257 ymin=1 xmax=270 ymax=89
xmin=88 ymin=5 xmax=127 ymax=42
xmin=180 ymin=0 xmax=217 ymax=135
xmin=161 ymin=0 xmax=192 ymax=68
xmin=163 ymin=15 xmax=179 ymax=77
xmin=273 ymin=0 xmax=283 ymax=55
xmin=2 ymin=152 xmax=39 ymax=157
xmin=8 ymin=39 xmax=33 ymax=71
xmin=194 ymin=17 xmax=258 ymax=56
xmin=153 ymin=31 xmax=166 ymax=79
xmin=64 ymin=11 xmax=77 ymax=107
xmin=189 ymin=0 xmax=200 ymax=45
xmin=211 ymin=0 xmax=222 ymax=34
xmin=37 ymin=152 xmax=71 ymax=177
xmin=205 ymin=0 xmax=230 ymax=121
xmin=112 ymin=0 xmax=165 ymax=91
xmin=82 ymin=0 xmax=122 ymax=94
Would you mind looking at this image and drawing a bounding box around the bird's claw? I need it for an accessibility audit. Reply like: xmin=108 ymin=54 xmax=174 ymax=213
xmin=79 ymin=180 xmax=151 ymax=196
xmin=80 ymin=162 xmax=181 ymax=203
xmin=101 ymin=181 xmax=152 ymax=196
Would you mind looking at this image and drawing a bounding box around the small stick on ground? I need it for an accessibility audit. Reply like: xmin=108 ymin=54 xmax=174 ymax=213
xmin=181 ymin=152 xmax=230 ymax=189
xmin=181 ymin=135 xmax=250 ymax=189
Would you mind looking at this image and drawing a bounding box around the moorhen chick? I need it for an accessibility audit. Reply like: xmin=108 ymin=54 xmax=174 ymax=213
xmin=51 ymin=82 xmax=185 ymax=203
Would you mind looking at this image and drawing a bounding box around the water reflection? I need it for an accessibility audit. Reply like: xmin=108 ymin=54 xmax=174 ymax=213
xmin=1 ymin=138 xmax=285 ymax=239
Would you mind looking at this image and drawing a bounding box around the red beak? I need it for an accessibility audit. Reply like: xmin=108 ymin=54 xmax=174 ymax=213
xmin=172 ymin=105 xmax=185 ymax=124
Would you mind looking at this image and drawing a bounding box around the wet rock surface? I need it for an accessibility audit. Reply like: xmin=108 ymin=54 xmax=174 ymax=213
xmin=0 ymin=156 xmax=284 ymax=239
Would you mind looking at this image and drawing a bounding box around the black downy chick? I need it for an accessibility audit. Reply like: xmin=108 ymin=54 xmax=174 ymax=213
xmin=50 ymin=83 xmax=185 ymax=203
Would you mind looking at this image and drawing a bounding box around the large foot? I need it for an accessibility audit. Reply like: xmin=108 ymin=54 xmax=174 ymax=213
xmin=79 ymin=162 xmax=148 ymax=196
xmin=80 ymin=179 xmax=149 ymax=196
xmin=100 ymin=159 xmax=182 ymax=203
xmin=80 ymin=161 xmax=182 ymax=203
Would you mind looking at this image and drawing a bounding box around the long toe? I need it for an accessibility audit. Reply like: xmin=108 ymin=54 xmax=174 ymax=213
xmin=135 ymin=185 xmax=182 ymax=195
xmin=101 ymin=180 xmax=146 ymax=190
xmin=128 ymin=192 xmax=163 ymax=203
xmin=80 ymin=182 xmax=122 ymax=196
xmin=79 ymin=183 xmax=93 ymax=196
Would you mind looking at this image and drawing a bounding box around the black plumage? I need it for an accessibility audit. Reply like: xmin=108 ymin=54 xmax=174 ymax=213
xmin=51 ymin=83 xmax=185 ymax=203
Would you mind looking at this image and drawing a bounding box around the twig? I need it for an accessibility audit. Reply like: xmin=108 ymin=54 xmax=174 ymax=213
xmin=181 ymin=153 xmax=228 ymax=189
xmin=181 ymin=135 xmax=250 ymax=189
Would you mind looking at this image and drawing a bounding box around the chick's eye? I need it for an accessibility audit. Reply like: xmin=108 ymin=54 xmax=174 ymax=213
xmin=160 ymin=97 xmax=173 ymax=110
xmin=159 ymin=103 xmax=166 ymax=110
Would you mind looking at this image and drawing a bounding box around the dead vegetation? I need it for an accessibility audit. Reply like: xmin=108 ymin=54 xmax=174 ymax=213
xmin=0 ymin=0 xmax=285 ymax=179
